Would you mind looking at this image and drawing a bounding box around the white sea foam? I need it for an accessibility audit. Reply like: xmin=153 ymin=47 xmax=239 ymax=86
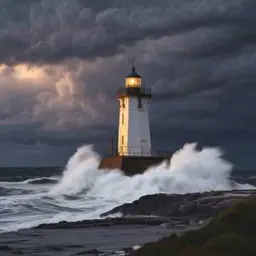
xmin=22 ymin=177 xmax=59 ymax=184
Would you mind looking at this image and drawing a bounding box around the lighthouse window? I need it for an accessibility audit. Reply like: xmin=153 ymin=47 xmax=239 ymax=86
xmin=122 ymin=113 xmax=124 ymax=125
xmin=138 ymin=98 xmax=142 ymax=109
xmin=121 ymin=135 xmax=124 ymax=145
xmin=121 ymin=98 xmax=125 ymax=108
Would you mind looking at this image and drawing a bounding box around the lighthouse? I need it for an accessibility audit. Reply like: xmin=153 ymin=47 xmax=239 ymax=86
xmin=117 ymin=64 xmax=152 ymax=156
xmin=99 ymin=63 xmax=170 ymax=175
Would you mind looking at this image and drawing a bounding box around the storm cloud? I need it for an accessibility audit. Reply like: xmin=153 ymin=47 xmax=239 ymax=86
xmin=0 ymin=0 xmax=255 ymax=64
xmin=0 ymin=0 xmax=255 ymax=168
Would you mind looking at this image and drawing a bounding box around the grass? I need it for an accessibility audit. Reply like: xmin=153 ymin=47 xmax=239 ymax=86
xmin=132 ymin=196 xmax=256 ymax=256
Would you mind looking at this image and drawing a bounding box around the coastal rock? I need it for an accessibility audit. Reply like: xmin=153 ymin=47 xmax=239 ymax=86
xmin=102 ymin=193 xmax=213 ymax=217
xmin=34 ymin=217 xmax=169 ymax=229
xmin=34 ymin=190 xmax=256 ymax=230
xmin=130 ymin=197 xmax=256 ymax=256
xmin=0 ymin=245 xmax=13 ymax=251
xmin=75 ymin=249 xmax=102 ymax=255
xmin=0 ymin=245 xmax=24 ymax=255
xmin=102 ymin=194 xmax=185 ymax=217
xmin=102 ymin=190 xmax=256 ymax=219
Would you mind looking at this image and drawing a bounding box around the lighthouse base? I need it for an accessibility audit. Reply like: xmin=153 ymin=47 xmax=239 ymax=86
xmin=99 ymin=156 xmax=170 ymax=176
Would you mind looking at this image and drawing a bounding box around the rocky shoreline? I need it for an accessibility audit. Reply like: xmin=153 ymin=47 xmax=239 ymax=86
xmin=35 ymin=189 xmax=256 ymax=231
xmin=131 ymin=195 xmax=256 ymax=256
xmin=1 ymin=189 xmax=255 ymax=256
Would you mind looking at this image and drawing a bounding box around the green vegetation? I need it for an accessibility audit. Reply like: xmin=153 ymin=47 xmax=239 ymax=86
xmin=132 ymin=197 xmax=256 ymax=256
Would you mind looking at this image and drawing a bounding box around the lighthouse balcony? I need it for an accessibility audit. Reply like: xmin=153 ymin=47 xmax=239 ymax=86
xmin=118 ymin=146 xmax=151 ymax=157
xmin=104 ymin=146 xmax=171 ymax=158
xmin=117 ymin=87 xmax=152 ymax=98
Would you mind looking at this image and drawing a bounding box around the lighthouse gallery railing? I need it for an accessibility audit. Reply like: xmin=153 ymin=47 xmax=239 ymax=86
xmin=105 ymin=146 xmax=172 ymax=157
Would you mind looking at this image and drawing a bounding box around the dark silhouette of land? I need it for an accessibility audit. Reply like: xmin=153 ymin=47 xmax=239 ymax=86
xmin=131 ymin=196 xmax=256 ymax=256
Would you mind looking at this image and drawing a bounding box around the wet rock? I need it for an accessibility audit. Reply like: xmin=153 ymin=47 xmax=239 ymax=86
xmin=35 ymin=217 xmax=168 ymax=229
xmin=111 ymin=246 xmax=141 ymax=256
xmin=178 ymin=202 xmax=197 ymax=214
xmin=0 ymin=245 xmax=13 ymax=251
xmin=114 ymin=250 xmax=126 ymax=255
xmin=102 ymin=190 xmax=256 ymax=220
xmin=0 ymin=245 xmax=24 ymax=255
xmin=12 ymin=249 xmax=25 ymax=255
xmin=122 ymin=247 xmax=134 ymax=254
xmin=65 ymin=245 xmax=84 ymax=248
xmin=102 ymin=194 xmax=185 ymax=217
xmin=75 ymin=249 xmax=102 ymax=255
xmin=173 ymin=224 xmax=189 ymax=229
xmin=46 ymin=245 xmax=64 ymax=251
xmin=160 ymin=222 xmax=173 ymax=228
xmin=33 ymin=190 xmax=256 ymax=231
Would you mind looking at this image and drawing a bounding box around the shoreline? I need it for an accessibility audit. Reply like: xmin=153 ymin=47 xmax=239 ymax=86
xmin=34 ymin=189 xmax=255 ymax=231
xmin=131 ymin=196 xmax=256 ymax=256
xmin=0 ymin=189 xmax=255 ymax=256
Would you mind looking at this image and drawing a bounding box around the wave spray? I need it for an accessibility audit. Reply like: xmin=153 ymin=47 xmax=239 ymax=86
xmin=51 ymin=143 xmax=235 ymax=202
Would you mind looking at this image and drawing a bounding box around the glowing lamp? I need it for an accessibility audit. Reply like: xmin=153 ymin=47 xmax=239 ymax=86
xmin=125 ymin=77 xmax=142 ymax=87
xmin=125 ymin=64 xmax=142 ymax=88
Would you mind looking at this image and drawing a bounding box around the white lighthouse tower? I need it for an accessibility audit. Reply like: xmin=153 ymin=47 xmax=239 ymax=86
xmin=99 ymin=63 xmax=169 ymax=174
xmin=117 ymin=64 xmax=152 ymax=156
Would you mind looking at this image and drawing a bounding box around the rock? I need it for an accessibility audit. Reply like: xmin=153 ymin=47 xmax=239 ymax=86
xmin=46 ymin=245 xmax=64 ymax=251
xmin=34 ymin=190 xmax=256 ymax=231
xmin=0 ymin=245 xmax=13 ymax=251
xmin=122 ymin=247 xmax=134 ymax=254
xmin=102 ymin=190 xmax=256 ymax=221
xmin=102 ymin=194 xmax=186 ymax=217
xmin=130 ymin=197 xmax=256 ymax=256
xmin=12 ymin=250 xmax=25 ymax=255
xmin=160 ymin=222 xmax=173 ymax=228
xmin=0 ymin=246 xmax=24 ymax=255
xmin=113 ymin=246 xmax=140 ymax=256
xmin=75 ymin=249 xmax=102 ymax=255
xmin=114 ymin=250 xmax=126 ymax=255
xmin=173 ymin=224 xmax=188 ymax=229
xmin=34 ymin=217 xmax=168 ymax=229
xmin=178 ymin=202 xmax=197 ymax=214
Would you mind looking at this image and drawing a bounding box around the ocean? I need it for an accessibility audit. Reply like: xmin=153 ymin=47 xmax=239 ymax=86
xmin=0 ymin=143 xmax=255 ymax=255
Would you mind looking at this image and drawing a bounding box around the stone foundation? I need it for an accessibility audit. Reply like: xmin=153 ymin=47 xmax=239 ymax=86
xmin=99 ymin=156 xmax=170 ymax=176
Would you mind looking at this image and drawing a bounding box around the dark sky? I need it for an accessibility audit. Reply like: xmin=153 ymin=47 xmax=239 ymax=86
xmin=0 ymin=0 xmax=255 ymax=168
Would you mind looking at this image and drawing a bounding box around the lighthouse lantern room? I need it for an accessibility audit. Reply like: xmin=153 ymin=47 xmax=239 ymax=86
xmin=117 ymin=64 xmax=152 ymax=156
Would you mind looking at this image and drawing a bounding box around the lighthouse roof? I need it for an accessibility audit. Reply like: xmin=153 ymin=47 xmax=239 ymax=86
xmin=126 ymin=65 xmax=141 ymax=78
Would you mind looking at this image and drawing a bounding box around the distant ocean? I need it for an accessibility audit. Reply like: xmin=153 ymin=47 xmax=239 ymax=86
xmin=0 ymin=143 xmax=255 ymax=255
